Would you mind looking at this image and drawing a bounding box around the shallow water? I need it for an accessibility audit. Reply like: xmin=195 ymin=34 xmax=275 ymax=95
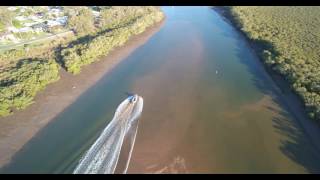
xmin=2 ymin=6 xmax=320 ymax=173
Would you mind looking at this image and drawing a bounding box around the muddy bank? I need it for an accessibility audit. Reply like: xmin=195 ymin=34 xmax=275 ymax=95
xmin=0 ymin=19 xmax=165 ymax=168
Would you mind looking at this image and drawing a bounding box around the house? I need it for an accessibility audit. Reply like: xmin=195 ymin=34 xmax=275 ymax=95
xmin=0 ymin=33 xmax=19 ymax=43
xmin=49 ymin=7 xmax=63 ymax=17
xmin=92 ymin=10 xmax=100 ymax=17
xmin=30 ymin=15 xmax=41 ymax=22
xmin=36 ymin=12 xmax=45 ymax=18
xmin=56 ymin=16 xmax=68 ymax=25
xmin=17 ymin=27 xmax=33 ymax=33
xmin=0 ymin=32 xmax=10 ymax=39
xmin=20 ymin=6 xmax=30 ymax=12
xmin=20 ymin=7 xmax=26 ymax=13
xmin=47 ymin=20 xmax=60 ymax=27
xmin=7 ymin=26 xmax=18 ymax=33
xmin=15 ymin=16 xmax=27 ymax=21
xmin=39 ymin=6 xmax=49 ymax=10
xmin=46 ymin=20 xmax=62 ymax=27
xmin=24 ymin=22 xmax=39 ymax=27
xmin=31 ymin=23 xmax=48 ymax=32
xmin=7 ymin=7 xmax=18 ymax=11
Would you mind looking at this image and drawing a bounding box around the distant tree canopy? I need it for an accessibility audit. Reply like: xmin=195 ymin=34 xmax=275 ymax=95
xmin=67 ymin=8 xmax=95 ymax=36
xmin=0 ymin=6 xmax=164 ymax=117
xmin=99 ymin=6 xmax=158 ymax=30
xmin=61 ymin=6 xmax=164 ymax=74
xmin=0 ymin=7 xmax=14 ymax=32
xmin=222 ymin=6 xmax=320 ymax=121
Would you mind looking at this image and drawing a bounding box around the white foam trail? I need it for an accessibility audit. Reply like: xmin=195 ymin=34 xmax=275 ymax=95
xmin=73 ymin=95 xmax=143 ymax=174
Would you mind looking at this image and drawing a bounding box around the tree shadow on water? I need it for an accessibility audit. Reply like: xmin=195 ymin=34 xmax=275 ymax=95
xmin=226 ymin=26 xmax=320 ymax=173
xmin=271 ymin=109 xmax=320 ymax=173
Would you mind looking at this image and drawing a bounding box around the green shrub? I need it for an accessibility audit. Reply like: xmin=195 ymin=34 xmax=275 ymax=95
xmin=0 ymin=6 xmax=164 ymax=117
xmin=61 ymin=6 xmax=164 ymax=74
xmin=222 ymin=6 xmax=320 ymax=121
xmin=0 ymin=58 xmax=60 ymax=116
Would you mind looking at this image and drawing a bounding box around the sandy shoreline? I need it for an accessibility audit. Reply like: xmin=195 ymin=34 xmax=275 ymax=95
xmin=0 ymin=19 xmax=165 ymax=168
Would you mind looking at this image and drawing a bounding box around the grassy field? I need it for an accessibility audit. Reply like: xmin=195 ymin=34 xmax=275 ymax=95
xmin=220 ymin=6 xmax=320 ymax=122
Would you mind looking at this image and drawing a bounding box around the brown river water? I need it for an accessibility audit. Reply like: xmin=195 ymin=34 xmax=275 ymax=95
xmin=1 ymin=6 xmax=320 ymax=173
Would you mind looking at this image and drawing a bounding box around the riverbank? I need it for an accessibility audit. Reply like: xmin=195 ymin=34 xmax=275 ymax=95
xmin=213 ymin=7 xmax=320 ymax=154
xmin=0 ymin=19 xmax=165 ymax=169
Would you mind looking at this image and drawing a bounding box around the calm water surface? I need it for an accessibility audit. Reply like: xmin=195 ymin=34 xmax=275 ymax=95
xmin=2 ymin=7 xmax=320 ymax=173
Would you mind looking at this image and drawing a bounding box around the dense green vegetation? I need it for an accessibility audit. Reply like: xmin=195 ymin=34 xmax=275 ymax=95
xmin=0 ymin=7 xmax=14 ymax=34
xmin=0 ymin=58 xmax=60 ymax=116
xmin=0 ymin=34 xmax=72 ymax=65
xmin=67 ymin=8 xmax=95 ymax=36
xmin=220 ymin=6 xmax=320 ymax=121
xmin=61 ymin=6 xmax=164 ymax=74
xmin=0 ymin=6 xmax=164 ymax=117
xmin=0 ymin=31 xmax=73 ymax=116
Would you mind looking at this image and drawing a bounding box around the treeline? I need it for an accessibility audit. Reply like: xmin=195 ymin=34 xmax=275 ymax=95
xmin=0 ymin=58 xmax=60 ymax=116
xmin=0 ymin=6 xmax=164 ymax=117
xmin=0 ymin=35 xmax=70 ymax=116
xmin=219 ymin=7 xmax=320 ymax=121
xmin=61 ymin=6 xmax=164 ymax=74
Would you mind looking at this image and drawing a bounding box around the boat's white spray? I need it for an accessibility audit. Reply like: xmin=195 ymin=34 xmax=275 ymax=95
xmin=73 ymin=95 xmax=143 ymax=174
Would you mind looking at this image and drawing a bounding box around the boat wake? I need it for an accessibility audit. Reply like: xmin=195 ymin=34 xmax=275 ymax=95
xmin=73 ymin=95 xmax=144 ymax=174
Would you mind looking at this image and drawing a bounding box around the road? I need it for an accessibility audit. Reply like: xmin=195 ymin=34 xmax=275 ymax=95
xmin=0 ymin=31 xmax=73 ymax=52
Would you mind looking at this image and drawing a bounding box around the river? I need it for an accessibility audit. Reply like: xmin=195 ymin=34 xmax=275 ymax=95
xmin=1 ymin=6 xmax=320 ymax=174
